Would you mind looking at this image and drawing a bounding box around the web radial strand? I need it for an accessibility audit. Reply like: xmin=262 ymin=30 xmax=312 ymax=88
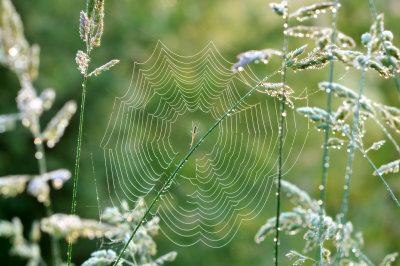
xmin=100 ymin=41 xmax=307 ymax=247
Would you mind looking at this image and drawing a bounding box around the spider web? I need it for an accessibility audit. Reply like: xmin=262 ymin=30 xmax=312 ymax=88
xmin=99 ymin=41 xmax=308 ymax=247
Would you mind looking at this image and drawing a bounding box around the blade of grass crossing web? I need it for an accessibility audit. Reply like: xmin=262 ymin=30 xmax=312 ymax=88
xmin=113 ymin=69 xmax=282 ymax=265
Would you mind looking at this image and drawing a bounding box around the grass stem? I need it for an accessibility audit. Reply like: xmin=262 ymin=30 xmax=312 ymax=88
xmin=317 ymin=1 xmax=339 ymax=264
xmin=32 ymin=119 xmax=61 ymax=265
xmin=273 ymin=3 xmax=290 ymax=265
xmin=336 ymin=33 xmax=373 ymax=264
xmin=67 ymin=75 xmax=88 ymax=266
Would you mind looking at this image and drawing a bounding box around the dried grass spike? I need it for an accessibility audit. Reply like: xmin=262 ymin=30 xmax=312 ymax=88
xmin=88 ymin=59 xmax=120 ymax=77
xmin=79 ymin=11 xmax=90 ymax=41
xmin=319 ymin=82 xmax=357 ymax=99
xmin=75 ymin=50 xmax=89 ymax=75
xmin=42 ymin=101 xmax=77 ymax=148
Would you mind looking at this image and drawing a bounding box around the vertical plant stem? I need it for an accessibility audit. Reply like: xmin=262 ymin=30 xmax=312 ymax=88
xmin=336 ymin=38 xmax=373 ymax=264
xmin=113 ymin=69 xmax=281 ymax=266
xmin=317 ymin=1 xmax=339 ymax=264
xmin=32 ymin=118 xmax=61 ymax=265
xmin=67 ymin=75 xmax=88 ymax=266
xmin=274 ymin=3 xmax=290 ymax=265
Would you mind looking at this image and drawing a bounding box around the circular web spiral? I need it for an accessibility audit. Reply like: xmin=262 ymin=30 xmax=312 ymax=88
xmin=100 ymin=41 xmax=308 ymax=247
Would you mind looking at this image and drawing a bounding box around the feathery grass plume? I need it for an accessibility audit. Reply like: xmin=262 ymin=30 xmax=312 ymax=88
xmin=286 ymin=26 xmax=355 ymax=49
xmin=83 ymin=249 xmax=177 ymax=266
xmin=42 ymin=101 xmax=77 ymax=148
xmin=289 ymin=48 xmax=331 ymax=71
xmin=0 ymin=169 xmax=71 ymax=204
xmin=289 ymin=2 xmax=338 ymax=22
xmin=40 ymin=88 xmax=56 ymax=110
xmin=255 ymin=180 xmax=397 ymax=265
xmin=281 ymin=180 xmax=318 ymax=211
xmin=255 ymin=212 xmax=303 ymax=243
xmin=43 ymin=198 xmax=177 ymax=265
xmin=373 ymin=159 xmax=400 ymax=176
xmin=324 ymin=137 xmax=345 ymax=150
xmin=231 ymin=49 xmax=282 ymax=72
xmin=88 ymin=59 xmax=120 ymax=77
xmin=365 ymin=140 xmax=385 ymax=153
xmin=318 ymin=82 xmax=357 ymax=99
xmin=1 ymin=0 xmax=79 ymax=262
xmin=287 ymin=44 xmax=308 ymax=60
xmin=70 ymin=0 xmax=119 ymax=263
xmin=360 ymin=13 xmax=400 ymax=77
xmin=0 ymin=218 xmax=42 ymax=265
xmin=79 ymin=11 xmax=90 ymax=42
xmin=379 ymin=105 xmax=400 ymax=133
xmin=0 ymin=0 xmax=38 ymax=81
xmin=82 ymin=250 xmax=117 ymax=266
xmin=379 ymin=253 xmax=399 ymax=266
xmin=0 ymin=175 xmax=28 ymax=197
xmin=260 ymin=82 xmax=294 ymax=99
xmin=286 ymin=251 xmax=314 ymax=265
xmin=0 ymin=113 xmax=24 ymax=133
xmin=285 ymin=45 xmax=311 ymax=68
xmin=41 ymin=214 xmax=117 ymax=242
xmin=76 ymin=50 xmax=90 ymax=75
xmin=297 ymin=106 xmax=330 ymax=124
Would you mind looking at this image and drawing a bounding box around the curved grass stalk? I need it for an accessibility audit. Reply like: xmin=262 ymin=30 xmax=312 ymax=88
xmin=353 ymin=248 xmax=374 ymax=266
xmin=341 ymin=131 xmax=400 ymax=208
xmin=357 ymin=145 xmax=400 ymax=208
xmin=336 ymin=34 xmax=374 ymax=264
xmin=274 ymin=2 xmax=290 ymax=266
xmin=374 ymin=117 xmax=400 ymax=154
xmin=317 ymin=1 xmax=339 ymax=265
xmin=113 ymin=69 xmax=282 ymax=266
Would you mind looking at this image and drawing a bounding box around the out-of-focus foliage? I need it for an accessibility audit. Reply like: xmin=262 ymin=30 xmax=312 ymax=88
xmin=41 ymin=199 xmax=177 ymax=266
xmin=255 ymin=180 xmax=398 ymax=265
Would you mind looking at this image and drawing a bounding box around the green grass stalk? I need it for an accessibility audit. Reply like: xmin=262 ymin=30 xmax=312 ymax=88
xmin=336 ymin=34 xmax=373 ymax=264
xmin=274 ymin=3 xmax=290 ymax=266
xmin=317 ymin=1 xmax=339 ymax=265
xmin=32 ymin=118 xmax=61 ymax=265
xmin=67 ymin=65 xmax=89 ymax=266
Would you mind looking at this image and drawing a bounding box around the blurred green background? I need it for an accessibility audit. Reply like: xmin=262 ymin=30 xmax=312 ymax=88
xmin=1 ymin=0 xmax=399 ymax=265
